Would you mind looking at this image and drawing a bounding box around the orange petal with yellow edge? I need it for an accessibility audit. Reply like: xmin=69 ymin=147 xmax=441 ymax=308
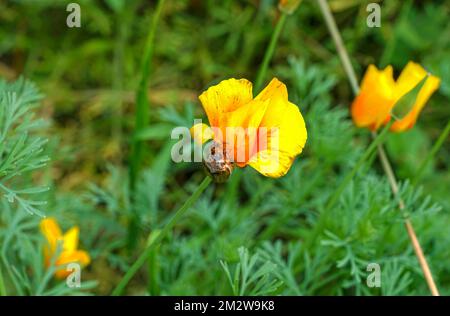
xmin=54 ymin=250 xmax=91 ymax=279
xmin=351 ymin=65 xmax=396 ymax=130
xmin=198 ymin=78 xmax=253 ymax=128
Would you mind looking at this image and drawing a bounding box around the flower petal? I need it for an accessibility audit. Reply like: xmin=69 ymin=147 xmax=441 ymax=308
xmin=221 ymin=98 xmax=268 ymax=128
xmin=54 ymin=250 xmax=91 ymax=279
xmin=351 ymin=65 xmax=396 ymax=130
xmin=255 ymin=77 xmax=288 ymax=103
xmin=394 ymin=62 xmax=428 ymax=102
xmin=248 ymin=78 xmax=307 ymax=177
xmin=63 ymin=226 xmax=79 ymax=253
xmin=57 ymin=250 xmax=91 ymax=267
xmin=190 ymin=123 xmax=214 ymax=144
xmin=391 ymin=73 xmax=440 ymax=132
xmin=248 ymin=147 xmax=298 ymax=178
xmin=219 ymin=98 xmax=269 ymax=164
xmin=40 ymin=218 xmax=62 ymax=252
xmin=199 ymin=78 xmax=253 ymax=128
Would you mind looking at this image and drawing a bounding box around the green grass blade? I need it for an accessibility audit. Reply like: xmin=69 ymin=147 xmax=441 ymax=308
xmin=254 ymin=13 xmax=287 ymax=92
xmin=127 ymin=0 xmax=166 ymax=251
xmin=129 ymin=0 xmax=166 ymax=188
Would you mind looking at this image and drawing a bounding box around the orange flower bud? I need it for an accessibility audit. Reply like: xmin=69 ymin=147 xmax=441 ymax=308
xmin=351 ymin=62 xmax=440 ymax=132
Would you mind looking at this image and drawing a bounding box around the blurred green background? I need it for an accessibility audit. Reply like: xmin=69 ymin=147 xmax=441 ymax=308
xmin=0 ymin=0 xmax=449 ymax=295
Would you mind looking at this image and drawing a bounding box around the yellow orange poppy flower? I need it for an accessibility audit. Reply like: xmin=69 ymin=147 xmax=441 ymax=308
xmin=191 ymin=78 xmax=307 ymax=179
xmin=351 ymin=61 xmax=440 ymax=132
xmin=40 ymin=218 xmax=90 ymax=279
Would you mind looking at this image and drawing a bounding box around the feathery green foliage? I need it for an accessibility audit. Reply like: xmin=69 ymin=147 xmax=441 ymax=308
xmin=0 ymin=78 xmax=49 ymax=216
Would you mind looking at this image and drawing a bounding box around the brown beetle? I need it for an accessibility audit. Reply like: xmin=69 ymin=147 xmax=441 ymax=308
xmin=203 ymin=141 xmax=234 ymax=183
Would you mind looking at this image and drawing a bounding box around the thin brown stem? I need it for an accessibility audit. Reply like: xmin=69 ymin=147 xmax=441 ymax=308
xmin=317 ymin=0 xmax=439 ymax=296
xmin=375 ymin=134 xmax=439 ymax=296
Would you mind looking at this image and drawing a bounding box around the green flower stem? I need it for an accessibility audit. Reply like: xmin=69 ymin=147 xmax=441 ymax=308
xmin=304 ymin=122 xmax=392 ymax=250
xmin=413 ymin=119 xmax=450 ymax=184
xmin=112 ymin=176 xmax=212 ymax=296
xmin=111 ymin=2 xmax=135 ymax=154
xmin=147 ymin=243 xmax=160 ymax=295
xmin=254 ymin=13 xmax=287 ymax=92
xmin=317 ymin=0 xmax=439 ymax=296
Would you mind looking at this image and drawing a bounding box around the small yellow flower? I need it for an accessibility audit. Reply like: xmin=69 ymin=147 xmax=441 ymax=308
xmin=191 ymin=78 xmax=307 ymax=179
xmin=351 ymin=61 xmax=440 ymax=132
xmin=40 ymin=217 xmax=90 ymax=279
